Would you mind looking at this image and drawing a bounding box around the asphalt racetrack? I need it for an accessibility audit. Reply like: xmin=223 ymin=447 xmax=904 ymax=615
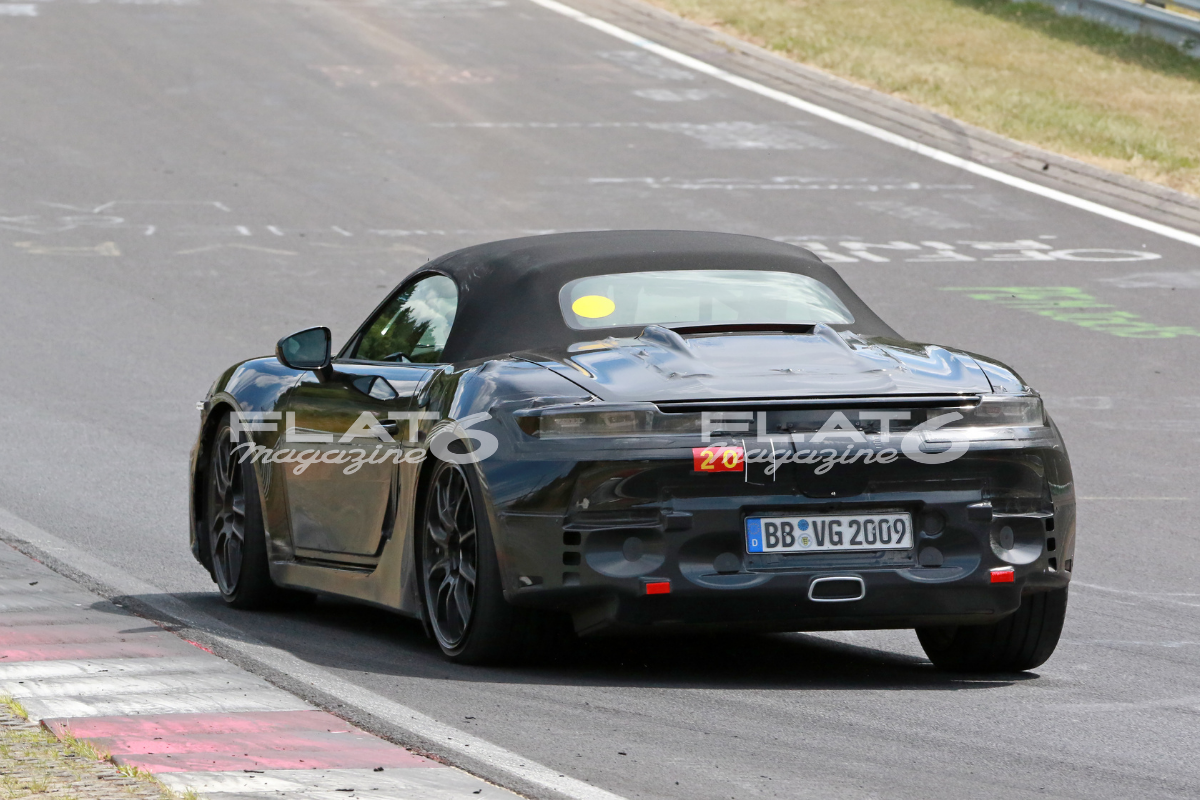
xmin=1 ymin=1 xmax=1198 ymax=798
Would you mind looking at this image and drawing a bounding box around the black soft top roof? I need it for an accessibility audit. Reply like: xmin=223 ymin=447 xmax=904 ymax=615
xmin=414 ymin=231 xmax=897 ymax=362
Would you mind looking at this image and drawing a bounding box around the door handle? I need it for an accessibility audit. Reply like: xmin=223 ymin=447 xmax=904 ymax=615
xmin=380 ymin=420 xmax=400 ymax=435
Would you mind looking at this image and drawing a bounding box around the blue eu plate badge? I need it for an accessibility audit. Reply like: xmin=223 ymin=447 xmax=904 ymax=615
xmin=746 ymin=518 xmax=763 ymax=552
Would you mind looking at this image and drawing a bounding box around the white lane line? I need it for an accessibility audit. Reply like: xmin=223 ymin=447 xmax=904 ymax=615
xmin=159 ymin=768 xmax=497 ymax=800
xmin=0 ymin=508 xmax=629 ymax=800
xmin=526 ymin=0 xmax=1200 ymax=250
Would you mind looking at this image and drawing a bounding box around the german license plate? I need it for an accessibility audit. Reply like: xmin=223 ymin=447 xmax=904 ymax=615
xmin=745 ymin=513 xmax=912 ymax=554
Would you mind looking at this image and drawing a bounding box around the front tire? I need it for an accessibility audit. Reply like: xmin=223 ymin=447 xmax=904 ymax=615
xmin=419 ymin=459 xmax=560 ymax=664
xmin=205 ymin=414 xmax=274 ymax=609
xmin=917 ymin=587 xmax=1068 ymax=673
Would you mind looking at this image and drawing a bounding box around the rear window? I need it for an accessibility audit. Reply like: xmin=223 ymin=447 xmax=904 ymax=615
xmin=559 ymin=269 xmax=854 ymax=330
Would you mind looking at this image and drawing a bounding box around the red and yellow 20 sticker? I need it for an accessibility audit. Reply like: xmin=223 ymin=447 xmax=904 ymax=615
xmin=692 ymin=445 xmax=745 ymax=473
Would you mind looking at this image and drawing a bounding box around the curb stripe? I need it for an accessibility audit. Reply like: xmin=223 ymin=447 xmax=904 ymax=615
xmin=20 ymin=690 xmax=313 ymax=722
xmin=1 ymin=506 xmax=631 ymax=800
xmin=0 ymin=642 xmax=195 ymax=662
xmin=45 ymin=710 xmax=436 ymax=773
xmin=0 ymin=534 xmax=527 ymax=800
xmin=3 ymin=672 xmax=273 ymax=700
xmin=527 ymin=0 xmax=1200 ymax=249
xmin=0 ymin=624 xmax=185 ymax=646
xmin=0 ymin=595 xmax=104 ymax=612
xmin=0 ymin=656 xmax=220 ymax=681
xmin=158 ymin=767 xmax=496 ymax=799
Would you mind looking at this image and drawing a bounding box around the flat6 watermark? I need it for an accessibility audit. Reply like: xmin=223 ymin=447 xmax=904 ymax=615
xmin=230 ymin=411 xmax=497 ymax=474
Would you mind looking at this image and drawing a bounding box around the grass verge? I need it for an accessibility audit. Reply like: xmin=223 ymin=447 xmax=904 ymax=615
xmin=0 ymin=698 xmax=178 ymax=800
xmin=645 ymin=0 xmax=1200 ymax=196
xmin=1 ymin=696 xmax=29 ymax=721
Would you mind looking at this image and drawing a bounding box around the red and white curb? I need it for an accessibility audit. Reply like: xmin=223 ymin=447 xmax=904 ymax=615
xmin=0 ymin=543 xmax=516 ymax=800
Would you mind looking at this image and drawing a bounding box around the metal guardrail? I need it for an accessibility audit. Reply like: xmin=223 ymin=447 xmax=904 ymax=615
xmin=1156 ymin=0 xmax=1200 ymax=16
xmin=1016 ymin=0 xmax=1200 ymax=57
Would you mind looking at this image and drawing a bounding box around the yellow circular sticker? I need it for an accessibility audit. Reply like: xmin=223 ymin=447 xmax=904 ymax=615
xmin=572 ymin=295 xmax=616 ymax=319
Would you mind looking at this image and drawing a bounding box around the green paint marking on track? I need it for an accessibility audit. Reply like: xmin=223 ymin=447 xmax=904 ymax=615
xmin=942 ymin=287 xmax=1200 ymax=339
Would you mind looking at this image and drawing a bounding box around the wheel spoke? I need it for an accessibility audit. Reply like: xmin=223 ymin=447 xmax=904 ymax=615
xmin=436 ymin=573 xmax=460 ymax=638
xmin=212 ymin=443 xmax=231 ymax=496
xmin=439 ymin=571 xmax=455 ymax=601
xmin=434 ymin=575 xmax=450 ymax=611
xmin=459 ymin=558 xmax=476 ymax=587
xmin=225 ymin=535 xmax=242 ymax=587
xmin=428 ymin=520 xmax=450 ymax=547
xmin=453 ymin=576 xmax=472 ymax=627
xmin=211 ymin=528 xmax=226 ymax=562
xmin=428 ymin=556 xmax=452 ymax=581
xmin=225 ymin=460 xmax=240 ymax=496
xmin=436 ymin=482 xmax=458 ymax=533
xmin=451 ymin=481 xmax=467 ymax=528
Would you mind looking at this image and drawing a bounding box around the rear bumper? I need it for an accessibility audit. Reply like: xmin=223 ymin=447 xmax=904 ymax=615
xmin=508 ymin=561 xmax=1068 ymax=635
xmin=484 ymin=440 xmax=1075 ymax=634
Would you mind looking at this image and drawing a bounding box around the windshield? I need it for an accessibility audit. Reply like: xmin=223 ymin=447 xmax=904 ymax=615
xmin=354 ymin=274 xmax=458 ymax=363
xmin=559 ymin=270 xmax=854 ymax=330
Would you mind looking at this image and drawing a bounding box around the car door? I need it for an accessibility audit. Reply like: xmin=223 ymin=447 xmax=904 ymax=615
xmin=278 ymin=273 xmax=458 ymax=561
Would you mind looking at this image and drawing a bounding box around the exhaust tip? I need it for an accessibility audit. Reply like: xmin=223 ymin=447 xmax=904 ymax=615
xmin=808 ymin=576 xmax=866 ymax=602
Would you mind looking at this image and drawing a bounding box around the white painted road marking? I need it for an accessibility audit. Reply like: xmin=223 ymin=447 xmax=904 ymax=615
xmin=632 ymin=87 xmax=718 ymax=102
xmin=526 ymin=0 xmax=1200 ymax=249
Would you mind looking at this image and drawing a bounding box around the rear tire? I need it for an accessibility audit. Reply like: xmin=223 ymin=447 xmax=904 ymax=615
xmin=419 ymin=459 xmax=562 ymax=664
xmin=917 ymin=587 xmax=1068 ymax=673
xmin=205 ymin=414 xmax=275 ymax=609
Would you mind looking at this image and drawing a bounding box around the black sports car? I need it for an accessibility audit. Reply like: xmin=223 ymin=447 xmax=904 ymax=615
xmin=190 ymin=231 xmax=1073 ymax=670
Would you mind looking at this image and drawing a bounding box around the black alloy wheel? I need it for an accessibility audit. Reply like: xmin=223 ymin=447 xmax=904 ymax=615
xmin=422 ymin=460 xmax=479 ymax=650
xmin=209 ymin=431 xmax=246 ymax=595
xmin=419 ymin=458 xmax=567 ymax=663
xmin=206 ymin=414 xmax=273 ymax=608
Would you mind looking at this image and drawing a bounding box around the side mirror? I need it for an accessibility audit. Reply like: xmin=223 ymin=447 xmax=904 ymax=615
xmin=276 ymin=327 xmax=332 ymax=372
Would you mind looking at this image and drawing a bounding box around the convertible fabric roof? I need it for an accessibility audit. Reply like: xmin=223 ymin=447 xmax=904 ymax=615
xmin=411 ymin=231 xmax=899 ymax=362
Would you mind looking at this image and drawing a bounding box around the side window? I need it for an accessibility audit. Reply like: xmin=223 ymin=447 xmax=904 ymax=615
xmin=353 ymin=275 xmax=458 ymax=363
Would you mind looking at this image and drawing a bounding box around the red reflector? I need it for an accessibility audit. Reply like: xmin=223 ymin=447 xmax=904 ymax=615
xmin=692 ymin=445 xmax=745 ymax=473
xmin=644 ymin=581 xmax=671 ymax=595
xmin=990 ymin=568 xmax=1015 ymax=584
